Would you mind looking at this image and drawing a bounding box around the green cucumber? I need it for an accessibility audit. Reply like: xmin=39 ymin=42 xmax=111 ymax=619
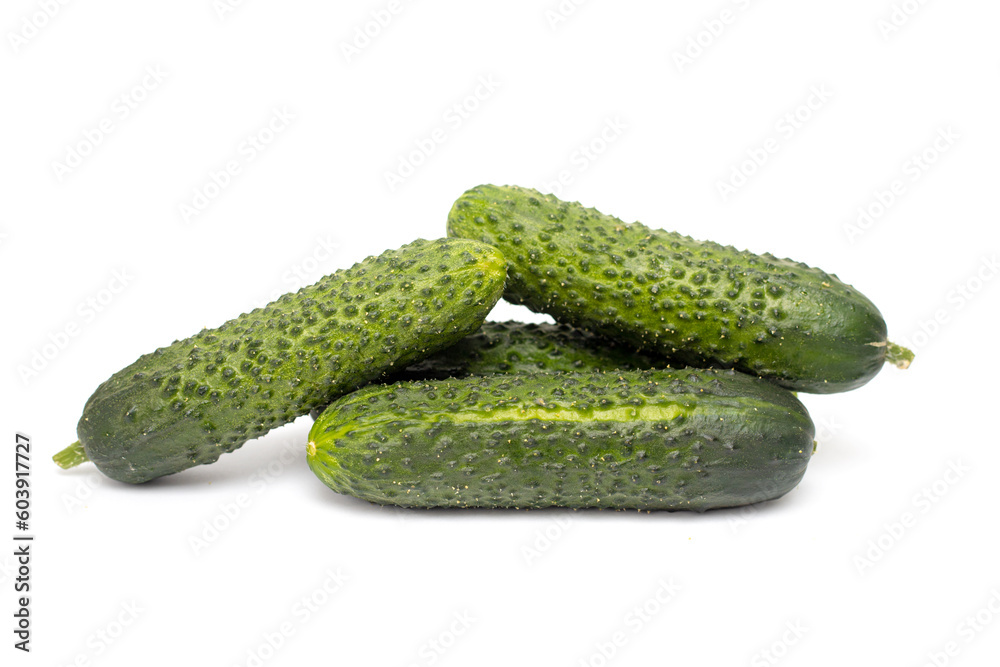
xmin=308 ymin=368 xmax=815 ymax=511
xmin=447 ymin=184 xmax=913 ymax=393
xmin=392 ymin=320 xmax=660 ymax=379
xmin=307 ymin=320 xmax=661 ymax=420
xmin=54 ymin=238 xmax=507 ymax=483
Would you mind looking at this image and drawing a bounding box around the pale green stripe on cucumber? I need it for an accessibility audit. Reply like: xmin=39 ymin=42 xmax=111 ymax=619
xmin=308 ymin=368 xmax=815 ymax=511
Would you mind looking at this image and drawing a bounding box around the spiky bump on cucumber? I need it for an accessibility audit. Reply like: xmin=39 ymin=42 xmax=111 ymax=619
xmin=447 ymin=184 xmax=913 ymax=393
xmin=308 ymin=368 xmax=815 ymax=511
xmin=55 ymin=238 xmax=507 ymax=483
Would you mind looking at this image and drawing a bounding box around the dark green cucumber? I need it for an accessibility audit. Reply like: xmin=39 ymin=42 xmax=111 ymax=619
xmin=309 ymin=321 xmax=668 ymax=419
xmin=307 ymin=320 xmax=661 ymax=420
xmin=54 ymin=238 xmax=507 ymax=483
xmin=308 ymin=368 xmax=815 ymax=511
xmin=447 ymin=184 xmax=913 ymax=393
xmin=393 ymin=320 xmax=660 ymax=379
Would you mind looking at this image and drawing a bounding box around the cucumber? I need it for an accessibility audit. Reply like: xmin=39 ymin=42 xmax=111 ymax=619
xmin=308 ymin=368 xmax=815 ymax=511
xmin=54 ymin=238 xmax=507 ymax=483
xmin=447 ymin=184 xmax=913 ymax=393
xmin=392 ymin=320 xmax=660 ymax=380
xmin=307 ymin=320 xmax=661 ymax=420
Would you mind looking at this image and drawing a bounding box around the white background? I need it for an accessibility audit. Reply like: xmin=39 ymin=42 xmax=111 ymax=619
xmin=2 ymin=1 xmax=999 ymax=665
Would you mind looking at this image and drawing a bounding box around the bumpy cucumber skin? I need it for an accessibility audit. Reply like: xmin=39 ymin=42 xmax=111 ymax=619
xmin=77 ymin=238 xmax=507 ymax=484
xmin=396 ymin=320 xmax=660 ymax=380
xmin=447 ymin=184 xmax=890 ymax=393
xmin=308 ymin=369 xmax=815 ymax=511
xmin=307 ymin=320 xmax=661 ymax=420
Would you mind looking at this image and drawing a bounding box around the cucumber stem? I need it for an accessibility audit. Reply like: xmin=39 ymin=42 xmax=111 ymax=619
xmin=885 ymin=341 xmax=914 ymax=370
xmin=53 ymin=441 xmax=89 ymax=469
